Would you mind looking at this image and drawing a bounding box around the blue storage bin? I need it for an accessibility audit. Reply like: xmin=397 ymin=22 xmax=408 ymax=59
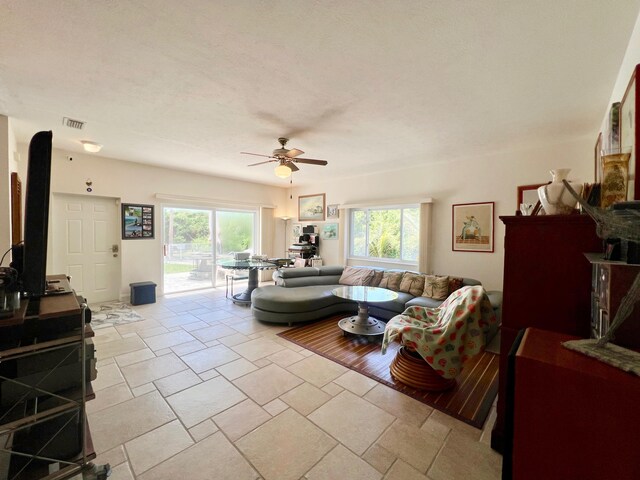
xmin=130 ymin=281 xmax=157 ymax=305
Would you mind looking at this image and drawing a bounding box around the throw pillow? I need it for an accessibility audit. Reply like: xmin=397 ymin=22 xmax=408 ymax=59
xmin=369 ymin=269 xmax=384 ymax=287
xmin=422 ymin=275 xmax=450 ymax=300
xmin=399 ymin=272 xmax=425 ymax=297
xmin=448 ymin=277 xmax=464 ymax=294
xmin=378 ymin=271 xmax=404 ymax=291
xmin=338 ymin=266 xmax=375 ymax=286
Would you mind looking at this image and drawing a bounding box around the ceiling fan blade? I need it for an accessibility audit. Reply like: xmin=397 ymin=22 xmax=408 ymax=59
xmin=293 ymin=158 xmax=328 ymax=166
xmin=247 ymin=159 xmax=277 ymax=166
xmin=288 ymin=162 xmax=300 ymax=172
xmin=241 ymin=152 xmax=272 ymax=158
xmin=285 ymin=148 xmax=304 ymax=158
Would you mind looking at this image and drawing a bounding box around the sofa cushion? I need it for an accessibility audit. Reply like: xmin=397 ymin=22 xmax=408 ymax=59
xmin=279 ymin=275 xmax=342 ymax=288
xmin=251 ymin=284 xmax=347 ymax=312
xmin=399 ymin=272 xmax=425 ymax=297
xmin=280 ymin=267 xmax=320 ymax=278
xmin=422 ymin=275 xmax=449 ymax=300
xmin=339 ymin=266 xmax=375 ymax=286
xmin=369 ymin=269 xmax=384 ymax=287
xmin=319 ymin=266 xmax=344 ymax=276
xmin=378 ymin=271 xmax=404 ymax=291
xmin=370 ymin=291 xmax=414 ymax=314
xmin=448 ymin=277 xmax=464 ymax=294
xmin=406 ymin=296 xmax=444 ymax=309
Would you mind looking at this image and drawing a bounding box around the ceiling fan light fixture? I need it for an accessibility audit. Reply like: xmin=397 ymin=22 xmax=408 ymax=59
xmin=274 ymin=163 xmax=292 ymax=178
xmin=81 ymin=140 xmax=103 ymax=153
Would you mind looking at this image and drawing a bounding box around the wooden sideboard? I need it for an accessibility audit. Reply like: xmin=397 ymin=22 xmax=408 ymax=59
xmin=491 ymin=214 xmax=601 ymax=452
xmin=509 ymin=328 xmax=640 ymax=479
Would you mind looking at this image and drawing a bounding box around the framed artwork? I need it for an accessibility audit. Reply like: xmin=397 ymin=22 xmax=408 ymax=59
xmin=516 ymin=184 xmax=546 ymax=212
xmin=327 ymin=204 xmax=339 ymax=219
xmin=452 ymin=202 xmax=494 ymax=253
xmin=292 ymin=224 xmax=302 ymax=239
xmin=595 ymin=132 xmax=603 ymax=183
xmin=122 ymin=203 xmax=154 ymax=239
xmin=609 ymin=102 xmax=621 ymax=153
xmin=298 ymin=193 xmax=326 ymax=221
xmin=620 ymin=63 xmax=639 ymax=200
xmin=321 ymin=223 xmax=338 ymax=240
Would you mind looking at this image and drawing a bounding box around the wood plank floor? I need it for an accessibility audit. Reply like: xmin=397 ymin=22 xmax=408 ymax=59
xmin=278 ymin=316 xmax=499 ymax=428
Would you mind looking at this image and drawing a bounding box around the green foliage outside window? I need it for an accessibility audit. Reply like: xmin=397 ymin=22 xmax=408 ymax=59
xmin=217 ymin=211 xmax=254 ymax=254
xmin=164 ymin=209 xmax=210 ymax=244
xmin=350 ymin=206 xmax=419 ymax=262
xmin=163 ymin=208 xmax=254 ymax=256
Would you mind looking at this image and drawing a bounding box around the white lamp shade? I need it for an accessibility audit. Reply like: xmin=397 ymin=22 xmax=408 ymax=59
xmin=274 ymin=164 xmax=292 ymax=178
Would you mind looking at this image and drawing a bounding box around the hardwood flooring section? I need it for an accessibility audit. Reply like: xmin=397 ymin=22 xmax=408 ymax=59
xmin=278 ymin=316 xmax=499 ymax=428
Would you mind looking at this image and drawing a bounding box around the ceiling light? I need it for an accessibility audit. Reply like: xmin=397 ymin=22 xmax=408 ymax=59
xmin=81 ymin=140 xmax=102 ymax=153
xmin=274 ymin=164 xmax=292 ymax=178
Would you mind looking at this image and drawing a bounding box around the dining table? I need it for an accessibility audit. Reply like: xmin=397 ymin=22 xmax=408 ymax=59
xmin=217 ymin=259 xmax=277 ymax=305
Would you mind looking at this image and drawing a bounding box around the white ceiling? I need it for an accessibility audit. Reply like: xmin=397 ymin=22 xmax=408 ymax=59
xmin=1 ymin=1 xmax=639 ymax=187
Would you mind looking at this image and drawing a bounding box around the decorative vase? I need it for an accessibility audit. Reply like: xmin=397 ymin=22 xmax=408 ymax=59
xmin=601 ymin=153 xmax=630 ymax=208
xmin=537 ymin=168 xmax=583 ymax=215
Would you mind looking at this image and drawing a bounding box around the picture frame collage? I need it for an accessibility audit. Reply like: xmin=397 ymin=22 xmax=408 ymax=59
xmin=122 ymin=203 xmax=154 ymax=239
xmin=295 ymin=194 xmax=339 ymax=241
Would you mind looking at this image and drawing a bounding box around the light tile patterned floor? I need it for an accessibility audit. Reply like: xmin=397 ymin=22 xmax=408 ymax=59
xmin=89 ymin=288 xmax=502 ymax=480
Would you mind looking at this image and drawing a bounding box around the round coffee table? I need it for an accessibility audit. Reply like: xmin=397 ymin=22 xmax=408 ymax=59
xmin=332 ymin=286 xmax=398 ymax=336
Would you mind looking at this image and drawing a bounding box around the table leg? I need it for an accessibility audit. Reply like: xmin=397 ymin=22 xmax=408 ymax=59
xmin=337 ymin=302 xmax=386 ymax=336
xmin=231 ymin=268 xmax=258 ymax=305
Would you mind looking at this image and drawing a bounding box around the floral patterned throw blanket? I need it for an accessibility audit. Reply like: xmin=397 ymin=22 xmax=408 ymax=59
xmin=381 ymin=285 xmax=496 ymax=379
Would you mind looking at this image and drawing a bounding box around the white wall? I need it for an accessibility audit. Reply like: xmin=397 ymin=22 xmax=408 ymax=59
xmin=290 ymin=135 xmax=595 ymax=291
xmin=16 ymin=145 xmax=287 ymax=299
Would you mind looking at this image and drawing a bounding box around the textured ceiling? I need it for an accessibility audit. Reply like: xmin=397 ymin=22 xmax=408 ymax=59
xmin=1 ymin=1 xmax=639 ymax=187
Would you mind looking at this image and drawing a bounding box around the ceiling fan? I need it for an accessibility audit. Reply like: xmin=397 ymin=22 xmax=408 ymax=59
xmin=242 ymin=137 xmax=328 ymax=178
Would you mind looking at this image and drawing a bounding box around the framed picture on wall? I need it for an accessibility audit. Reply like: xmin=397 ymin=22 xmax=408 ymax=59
xmin=452 ymin=202 xmax=494 ymax=252
xmin=321 ymin=223 xmax=338 ymax=240
xmin=327 ymin=204 xmax=339 ymax=219
xmin=595 ymin=132 xmax=603 ymax=183
xmin=609 ymin=102 xmax=621 ymax=153
xmin=298 ymin=193 xmax=326 ymax=221
xmin=122 ymin=203 xmax=154 ymax=239
xmin=620 ymin=63 xmax=639 ymax=200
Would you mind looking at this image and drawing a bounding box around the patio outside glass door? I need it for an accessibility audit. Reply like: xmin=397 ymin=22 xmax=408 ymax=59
xmin=163 ymin=207 xmax=257 ymax=293
xmin=163 ymin=207 xmax=214 ymax=293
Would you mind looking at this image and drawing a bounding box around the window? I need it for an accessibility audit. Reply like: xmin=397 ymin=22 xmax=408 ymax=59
xmin=349 ymin=206 xmax=419 ymax=263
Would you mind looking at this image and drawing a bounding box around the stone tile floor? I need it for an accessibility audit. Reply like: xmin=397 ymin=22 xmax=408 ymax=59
xmin=89 ymin=287 xmax=502 ymax=480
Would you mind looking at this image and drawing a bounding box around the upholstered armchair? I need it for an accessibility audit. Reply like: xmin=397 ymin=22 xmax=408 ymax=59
xmin=381 ymin=285 xmax=496 ymax=391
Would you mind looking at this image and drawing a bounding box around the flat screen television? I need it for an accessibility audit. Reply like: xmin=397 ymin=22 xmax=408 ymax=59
xmin=21 ymin=130 xmax=53 ymax=298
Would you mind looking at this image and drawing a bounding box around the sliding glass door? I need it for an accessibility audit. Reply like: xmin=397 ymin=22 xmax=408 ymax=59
xmin=213 ymin=209 xmax=256 ymax=286
xmin=163 ymin=206 xmax=257 ymax=294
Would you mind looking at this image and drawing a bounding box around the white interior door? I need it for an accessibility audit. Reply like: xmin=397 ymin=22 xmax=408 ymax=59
xmin=50 ymin=194 xmax=121 ymax=303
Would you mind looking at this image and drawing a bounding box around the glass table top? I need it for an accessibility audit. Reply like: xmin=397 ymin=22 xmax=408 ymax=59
xmin=218 ymin=260 xmax=277 ymax=269
xmin=332 ymin=285 xmax=399 ymax=303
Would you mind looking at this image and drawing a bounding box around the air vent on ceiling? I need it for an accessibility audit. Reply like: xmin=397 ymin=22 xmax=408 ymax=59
xmin=62 ymin=117 xmax=85 ymax=130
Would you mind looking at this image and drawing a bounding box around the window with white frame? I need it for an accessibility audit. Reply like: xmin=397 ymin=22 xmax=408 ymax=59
xmin=349 ymin=205 xmax=420 ymax=263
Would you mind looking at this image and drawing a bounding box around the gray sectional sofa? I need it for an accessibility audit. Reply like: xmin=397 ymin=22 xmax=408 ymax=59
xmin=251 ymin=266 xmax=502 ymax=339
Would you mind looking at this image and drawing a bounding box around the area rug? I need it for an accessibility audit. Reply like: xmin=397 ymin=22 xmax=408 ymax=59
xmin=89 ymin=301 xmax=145 ymax=328
xmin=278 ymin=316 xmax=499 ymax=428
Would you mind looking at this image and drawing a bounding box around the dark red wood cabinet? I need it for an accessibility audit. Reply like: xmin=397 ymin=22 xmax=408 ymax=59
xmin=491 ymin=214 xmax=601 ymax=451
xmin=511 ymin=328 xmax=640 ymax=480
